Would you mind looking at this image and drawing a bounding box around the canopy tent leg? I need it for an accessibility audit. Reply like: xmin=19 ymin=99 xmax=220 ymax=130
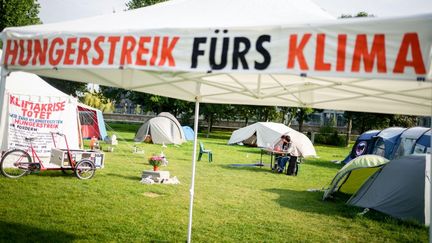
xmin=0 ymin=65 xmax=9 ymax=126
xmin=0 ymin=65 xmax=9 ymax=153
xmin=187 ymin=97 xmax=200 ymax=243
xmin=429 ymin=87 xmax=432 ymax=242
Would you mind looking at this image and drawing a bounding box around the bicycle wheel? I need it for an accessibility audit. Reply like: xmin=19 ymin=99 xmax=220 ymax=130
xmin=0 ymin=149 xmax=31 ymax=178
xmin=75 ymin=159 xmax=95 ymax=179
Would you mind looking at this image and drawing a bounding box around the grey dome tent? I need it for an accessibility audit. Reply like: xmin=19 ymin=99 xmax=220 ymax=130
xmin=347 ymin=155 xmax=431 ymax=225
xmin=134 ymin=112 xmax=185 ymax=145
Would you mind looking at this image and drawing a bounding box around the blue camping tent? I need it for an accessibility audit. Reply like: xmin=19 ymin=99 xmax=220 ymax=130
xmin=182 ymin=126 xmax=195 ymax=141
xmin=342 ymin=130 xmax=381 ymax=164
xmin=413 ymin=130 xmax=431 ymax=154
xmin=372 ymin=127 xmax=407 ymax=159
xmin=391 ymin=127 xmax=431 ymax=159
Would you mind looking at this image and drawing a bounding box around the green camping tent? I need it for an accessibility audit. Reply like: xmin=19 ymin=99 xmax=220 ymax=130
xmin=322 ymin=155 xmax=389 ymax=200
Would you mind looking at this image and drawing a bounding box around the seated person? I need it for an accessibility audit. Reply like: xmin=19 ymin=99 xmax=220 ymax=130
xmin=275 ymin=135 xmax=291 ymax=173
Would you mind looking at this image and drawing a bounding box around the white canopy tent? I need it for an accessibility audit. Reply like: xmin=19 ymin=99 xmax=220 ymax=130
xmin=1 ymin=0 xmax=431 ymax=241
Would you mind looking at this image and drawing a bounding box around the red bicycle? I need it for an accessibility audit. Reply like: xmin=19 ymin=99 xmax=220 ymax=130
xmin=0 ymin=132 xmax=96 ymax=179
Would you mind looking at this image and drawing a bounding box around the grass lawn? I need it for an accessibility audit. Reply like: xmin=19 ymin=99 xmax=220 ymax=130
xmin=0 ymin=123 xmax=428 ymax=242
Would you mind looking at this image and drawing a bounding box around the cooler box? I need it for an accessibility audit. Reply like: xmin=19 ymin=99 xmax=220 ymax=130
xmin=50 ymin=148 xmax=105 ymax=168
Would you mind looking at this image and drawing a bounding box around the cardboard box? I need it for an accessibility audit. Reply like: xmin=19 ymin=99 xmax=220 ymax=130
xmin=50 ymin=148 xmax=105 ymax=168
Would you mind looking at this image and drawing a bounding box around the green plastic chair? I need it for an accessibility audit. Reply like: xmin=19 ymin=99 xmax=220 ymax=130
xmin=198 ymin=142 xmax=213 ymax=162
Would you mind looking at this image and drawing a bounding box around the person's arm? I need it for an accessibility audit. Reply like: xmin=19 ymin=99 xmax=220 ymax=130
xmin=286 ymin=142 xmax=294 ymax=154
xmin=273 ymin=140 xmax=280 ymax=150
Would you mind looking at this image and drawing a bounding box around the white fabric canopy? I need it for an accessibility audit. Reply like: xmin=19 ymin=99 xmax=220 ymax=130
xmin=1 ymin=0 xmax=431 ymax=241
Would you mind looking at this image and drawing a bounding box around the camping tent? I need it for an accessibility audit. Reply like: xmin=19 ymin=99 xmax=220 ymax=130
xmin=0 ymin=57 xmax=82 ymax=162
xmin=322 ymin=155 xmax=389 ymax=200
xmin=1 ymin=0 xmax=431 ymax=240
xmin=228 ymin=122 xmax=316 ymax=157
xmin=347 ymin=155 xmax=431 ymax=225
xmin=78 ymin=104 xmax=108 ymax=141
xmin=341 ymin=130 xmax=381 ymax=164
xmin=372 ymin=127 xmax=407 ymax=159
xmin=134 ymin=112 xmax=185 ymax=144
xmin=182 ymin=126 xmax=195 ymax=141
xmin=414 ymin=130 xmax=431 ymax=154
xmin=391 ymin=127 xmax=430 ymax=159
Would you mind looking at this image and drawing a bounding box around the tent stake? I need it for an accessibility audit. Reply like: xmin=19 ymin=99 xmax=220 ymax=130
xmin=187 ymin=98 xmax=200 ymax=243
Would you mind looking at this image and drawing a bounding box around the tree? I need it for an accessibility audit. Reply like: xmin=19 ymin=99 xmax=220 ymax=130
xmin=339 ymin=11 xmax=374 ymax=19
xmin=200 ymin=104 xmax=226 ymax=137
xmin=99 ymin=86 xmax=131 ymax=101
xmin=294 ymin=107 xmax=314 ymax=132
xmin=41 ymin=77 xmax=88 ymax=97
xmin=388 ymin=115 xmax=418 ymax=127
xmin=0 ymin=0 xmax=41 ymax=31
xmin=344 ymin=112 xmax=354 ymax=147
xmin=0 ymin=0 xmax=41 ymax=48
xmin=82 ymin=92 xmax=114 ymax=113
xmin=232 ymin=105 xmax=257 ymax=126
xmin=255 ymin=106 xmax=278 ymax=122
xmin=126 ymin=0 xmax=166 ymax=10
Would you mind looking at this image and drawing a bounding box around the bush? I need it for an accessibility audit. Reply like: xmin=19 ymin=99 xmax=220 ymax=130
xmin=314 ymin=126 xmax=346 ymax=147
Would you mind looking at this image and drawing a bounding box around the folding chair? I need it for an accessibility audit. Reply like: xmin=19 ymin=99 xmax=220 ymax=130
xmin=198 ymin=142 xmax=213 ymax=162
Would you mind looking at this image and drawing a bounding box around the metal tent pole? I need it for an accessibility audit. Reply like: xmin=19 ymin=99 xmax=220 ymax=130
xmin=0 ymin=65 xmax=9 ymax=131
xmin=187 ymin=97 xmax=200 ymax=243
xmin=429 ymin=86 xmax=432 ymax=243
xmin=0 ymin=65 xmax=8 ymax=120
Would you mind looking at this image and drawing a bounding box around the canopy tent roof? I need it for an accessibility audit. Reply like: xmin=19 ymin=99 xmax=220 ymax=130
xmin=6 ymin=0 xmax=335 ymax=31
xmin=1 ymin=0 xmax=431 ymax=116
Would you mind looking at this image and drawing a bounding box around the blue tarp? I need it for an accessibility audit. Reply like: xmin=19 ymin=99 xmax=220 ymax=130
xmin=96 ymin=109 xmax=108 ymax=141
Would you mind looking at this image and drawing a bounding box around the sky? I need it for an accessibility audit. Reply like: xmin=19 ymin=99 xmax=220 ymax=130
xmin=38 ymin=0 xmax=432 ymax=24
